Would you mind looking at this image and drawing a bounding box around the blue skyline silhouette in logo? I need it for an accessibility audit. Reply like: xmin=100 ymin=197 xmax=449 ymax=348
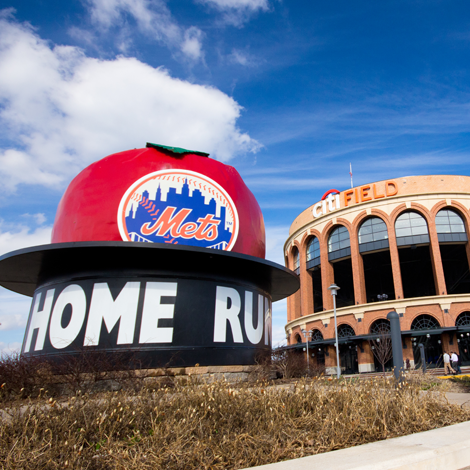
xmin=125 ymin=178 xmax=233 ymax=249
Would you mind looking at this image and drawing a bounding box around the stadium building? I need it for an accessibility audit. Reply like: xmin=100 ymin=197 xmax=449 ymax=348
xmin=284 ymin=175 xmax=470 ymax=374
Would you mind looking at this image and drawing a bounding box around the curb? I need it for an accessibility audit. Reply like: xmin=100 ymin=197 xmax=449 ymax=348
xmin=248 ymin=420 xmax=470 ymax=470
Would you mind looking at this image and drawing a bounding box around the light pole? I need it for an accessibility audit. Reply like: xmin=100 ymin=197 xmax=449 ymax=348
xmin=301 ymin=328 xmax=312 ymax=373
xmin=328 ymin=283 xmax=341 ymax=379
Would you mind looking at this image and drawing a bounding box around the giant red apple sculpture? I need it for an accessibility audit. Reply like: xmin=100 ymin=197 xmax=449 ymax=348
xmin=52 ymin=143 xmax=265 ymax=258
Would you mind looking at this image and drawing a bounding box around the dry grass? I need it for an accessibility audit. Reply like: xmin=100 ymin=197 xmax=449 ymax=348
xmin=1 ymin=375 xmax=469 ymax=469
xmin=401 ymin=370 xmax=452 ymax=392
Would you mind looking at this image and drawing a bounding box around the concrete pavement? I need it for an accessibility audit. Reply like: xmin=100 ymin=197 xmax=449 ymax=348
xmin=248 ymin=420 xmax=470 ymax=470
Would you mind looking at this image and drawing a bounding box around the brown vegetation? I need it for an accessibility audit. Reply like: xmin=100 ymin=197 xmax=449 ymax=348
xmin=1 ymin=364 xmax=469 ymax=469
xmin=0 ymin=351 xmax=146 ymax=400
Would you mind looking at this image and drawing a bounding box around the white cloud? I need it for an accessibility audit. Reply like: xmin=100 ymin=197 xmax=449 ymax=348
xmin=0 ymin=287 xmax=30 ymax=353
xmin=0 ymin=221 xmax=53 ymax=350
xmin=197 ymin=0 xmax=269 ymax=26
xmin=228 ymin=49 xmax=255 ymax=66
xmin=20 ymin=213 xmax=47 ymax=225
xmin=0 ymin=223 xmax=52 ymax=256
xmin=265 ymin=225 xmax=288 ymax=264
xmin=34 ymin=213 xmax=46 ymax=225
xmin=0 ymin=14 xmax=260 ymax=192
xmin=265 ymin=226 xmax=294 ymax=346
xmin=84 ymin=0 xmax=204 ymax=60
xmin=272 ymin=298 xmax=287 ymax=346
xmin=0 ymin=341 xmax=22 ymax=355
xmin=181 ymin=27 xmax=204 ymax=61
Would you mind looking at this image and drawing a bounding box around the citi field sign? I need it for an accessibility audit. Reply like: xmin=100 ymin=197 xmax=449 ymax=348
xmin=312 ymin=180 xmax=399 ymax=219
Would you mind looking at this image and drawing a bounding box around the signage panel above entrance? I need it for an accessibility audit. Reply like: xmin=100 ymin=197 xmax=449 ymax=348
xmin=312 ymin=180 xmax=398 ymax=219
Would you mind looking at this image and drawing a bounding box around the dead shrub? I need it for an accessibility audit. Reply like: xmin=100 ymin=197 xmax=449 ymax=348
xmin=51 ymin=348 xmax=147 ymax=395
xmin=272 ymin=349 xmax=309 ymax=379
xmin=2 ymin=376 xmax=466 ymax=469
xmin=0 ymin=353 xmax=54 ymax=401
xmin=404 ymin=369 xmax=450 ymax=392
xmin=0 ymin=349 xmax=150 ymax=401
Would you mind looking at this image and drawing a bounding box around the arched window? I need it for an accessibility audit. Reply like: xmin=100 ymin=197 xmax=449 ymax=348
xmin=369 ymin=319 xmax=390 ymax=335
xmin=307 ymin=237 xmax=321 ymax=269
xmin=411 ymin=314 xmax=440 ymax=330
xmin=293 ymin=248 xmax=300 ymax=273
xmin=436 ymin=209 xmax=467 ymax=243
xmin=337 ymin=324 xmax=355 ymax=338
xmin=295 ymin=334 xmax=302 ymax=344
xmin=310 ymin=329 xmax=323 ymax=342
xmin=456 ymin=312 xmax=470 ymax=327
xmin=358 ymin=217 xmax=389 ymax=253
xmin=395 ymin=212 xmax=430 ymax=246
xmin=328 ymin=226 xmax=351 ymax=261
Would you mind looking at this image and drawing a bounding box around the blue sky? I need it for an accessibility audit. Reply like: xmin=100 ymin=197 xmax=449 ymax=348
xmin=1 ymin=0 xmax=470 ymax=352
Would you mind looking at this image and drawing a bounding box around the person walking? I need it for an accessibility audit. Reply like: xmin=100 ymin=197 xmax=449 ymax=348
xmin=451 ymin=351 xmax=462 ymax=375
xmin=443 ymin=351 xmax=455 ymax=375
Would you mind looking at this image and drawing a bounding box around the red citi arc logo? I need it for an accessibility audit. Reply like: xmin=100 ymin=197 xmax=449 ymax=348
xmin=313 ymin=189 xmax=341 ymax=218
xmin=118 ymin=170 xmax=239 ymax=250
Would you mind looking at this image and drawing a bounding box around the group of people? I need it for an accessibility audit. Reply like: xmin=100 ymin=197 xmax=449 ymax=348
xmin=443 ymin=351 xmax=462 ymax=375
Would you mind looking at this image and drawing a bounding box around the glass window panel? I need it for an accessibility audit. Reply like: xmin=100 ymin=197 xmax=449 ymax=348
xmin=436 ymin=209 xmax=466 ymax=235
xmin=395 ymin=219 xmax=409 ymax=229
xmin=450 ymin=224 xmax=465 ymax=232
xmin=396 ymin=227 xmax=412 ymax=237
xmin=414 ymin=221 xmax=427 ymax=228
xmin=396 ymin=212 xmax=429 ymax=239
xmin=307 ymin=237 xmax=320 ymax=261
xmin=307 ymin=239 xmax=313 ymax=260
xmin=412 ymin=226 xmax=428 ymax=235
xmin=294 ymin=250 xmax=299 ymax=269
xmin=359 ymin=217 xmax=388 ymax=245
xmin=375 ymin=224 xmax=387 ymax=232
xmin=329 ymin=227 xmax=350 ymax=252
xmin=435 ymin=220 xmax=448 ymax=226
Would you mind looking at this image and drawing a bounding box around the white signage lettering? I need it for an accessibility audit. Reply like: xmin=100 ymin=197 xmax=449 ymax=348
xmin=244 ymin=291 xmax=263 ymax=344
xmin=213 ymin=286 xmax=243 ymax=343
xmin=24 ymin=281 xmax=271 ymax=352
xmin=49 ymin=284 xmax=87 ymax=349
xmin=23 ymin=289 xmax=55 ymax=353
xmin=139 ymin=282 xmax=178 ymax=344
xmin=312 ymin=193 xmax=340 ymax=219
xmin=214 ymin=287 xmax=270 ymax=344
xmin=85 ymin=282 xmax=140 ymax=346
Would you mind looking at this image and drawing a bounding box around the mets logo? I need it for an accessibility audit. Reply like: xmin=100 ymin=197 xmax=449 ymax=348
xmin=117 ymin=169 xmax=239 ymax=250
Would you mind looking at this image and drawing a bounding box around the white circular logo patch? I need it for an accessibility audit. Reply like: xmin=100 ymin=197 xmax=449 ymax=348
xmin=118 ymin=169 xmax=239 ymax=250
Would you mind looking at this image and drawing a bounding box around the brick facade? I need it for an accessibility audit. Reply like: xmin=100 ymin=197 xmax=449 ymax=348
xmin=284 ymin=175 xmax=470 ymax=373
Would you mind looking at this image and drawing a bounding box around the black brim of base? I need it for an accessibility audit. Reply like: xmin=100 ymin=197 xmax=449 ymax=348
xmin=0 ymin=241 xmax=299 ymax=301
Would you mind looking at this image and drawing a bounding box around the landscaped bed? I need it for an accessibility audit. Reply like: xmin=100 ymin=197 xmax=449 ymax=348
xmin=1 ymin=374 xmax=469 ymax=469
